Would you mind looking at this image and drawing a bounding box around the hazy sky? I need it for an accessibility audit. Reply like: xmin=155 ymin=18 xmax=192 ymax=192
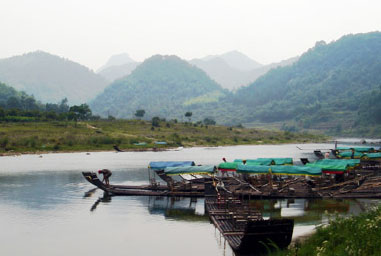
xmin=1 ymin=0 xmax=380 ymax=70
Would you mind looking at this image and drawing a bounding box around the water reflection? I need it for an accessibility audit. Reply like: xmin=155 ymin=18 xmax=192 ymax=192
xmin=87 ymin=193 xmax=380 ymax=238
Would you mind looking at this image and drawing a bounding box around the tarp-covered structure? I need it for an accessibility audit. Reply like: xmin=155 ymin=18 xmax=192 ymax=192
xmin=236 ymin=165 xmax=322 ymax=176
xmin=314 ymin=159 xmax=360 ymax=167
xmin=164 ymin=165 xmax=216 ymax=175
xmin=149 ymin=161 xmax=195 ymax=170
xmin=337 ymin=151 xmax=364 ymax=159
xmin=218 ymin=162 xmax=238 ymax=171
xmin=234 ymin=159 xmax=275 ymax=165
xmin=366 ymin=153 xmax=381 ymax=159
xmin=234 ymin=158 xmax=293 ymax=166
xmin=306 ymin=160 xmax=350 ymax=174
xmin=336 ymin=147 xmax=375 ymax=153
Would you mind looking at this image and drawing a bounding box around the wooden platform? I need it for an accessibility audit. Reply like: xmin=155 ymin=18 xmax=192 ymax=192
xmin=205 ymin=194 xmax=294 ymax=255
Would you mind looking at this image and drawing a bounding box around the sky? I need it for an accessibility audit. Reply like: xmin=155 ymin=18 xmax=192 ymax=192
xmin=1 ymin=0 xmax=380 ymax=70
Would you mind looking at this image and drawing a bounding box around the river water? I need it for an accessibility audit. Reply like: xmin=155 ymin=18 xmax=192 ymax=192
xmin=0 ymin=143 xmax=380 ymax=256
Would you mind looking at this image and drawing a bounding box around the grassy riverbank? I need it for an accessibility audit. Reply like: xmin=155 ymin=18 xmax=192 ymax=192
xmin=272 ymin=205 xmax=381 ymax=256
xmin=0 ymin=120 xmax=327 ymax=154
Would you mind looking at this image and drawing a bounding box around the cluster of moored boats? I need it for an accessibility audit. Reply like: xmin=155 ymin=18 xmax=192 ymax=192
xmin=82 ymin=145 xmax=381 ymax=255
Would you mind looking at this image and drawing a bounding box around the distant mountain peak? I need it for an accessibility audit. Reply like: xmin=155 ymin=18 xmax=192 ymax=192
xmin=219 ymin=50 xmax=262 ymax=71
xmin=97 ymin=53 xmax=136 ymax=72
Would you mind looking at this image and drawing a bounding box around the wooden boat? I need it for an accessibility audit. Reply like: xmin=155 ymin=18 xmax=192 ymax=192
xmin=82 ymin=172 xmax=204 ymax=197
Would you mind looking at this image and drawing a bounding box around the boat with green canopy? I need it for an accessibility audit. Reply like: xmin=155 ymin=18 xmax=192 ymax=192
xmin=306 ymin=161 xmax=349 ymax=174
xmin=164 ymin=165 xmax=216 ymax=176
xmin=336 ymin=147 xmax=375 ymax=152
xmin=364 ymin=152 xmax=381 ymax=161
xmin=236 ymin=164 xmax=322 ymax=176
xmin=218 ymin=162 xmax=238 ymax=171
xmin=337 ymin=151 xmax=364 ymax=159
xmin=234 ymin=158 xmax=293 ymax=165
xmin=234 ymin=159 xmax=275 ymax=166
xmin=256 ymin=158 xmax=293 ymax=165
xmin=148 ymin=161 xmax=196 ymax=170
xmin=314 ymin=159 xmax=361 ymax=167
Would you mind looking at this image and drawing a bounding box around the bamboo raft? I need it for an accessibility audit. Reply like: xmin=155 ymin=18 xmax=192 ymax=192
xmin=205 ymin=192 xmax=294 ymax=255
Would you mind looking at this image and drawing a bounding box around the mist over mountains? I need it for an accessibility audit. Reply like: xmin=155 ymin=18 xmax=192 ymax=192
xmin=190 ymin=54 xmax=298 ymax=90
xmin=1 ymin=31 xmax=380 ymax=135
xmin=97 ymin=53 xmax=136 ymax=72
xmin=0 ymin=51 xmax=108 ymax=104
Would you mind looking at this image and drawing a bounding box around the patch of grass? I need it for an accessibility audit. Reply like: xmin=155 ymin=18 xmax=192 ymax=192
xmin=0 ymin=120 xmax=327 ymax=153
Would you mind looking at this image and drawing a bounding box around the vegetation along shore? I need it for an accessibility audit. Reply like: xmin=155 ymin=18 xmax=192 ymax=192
xmin=271 ymin=205 xmax=381 ymax=256
xmin=0 ymin=119 xmax=327 ymax=155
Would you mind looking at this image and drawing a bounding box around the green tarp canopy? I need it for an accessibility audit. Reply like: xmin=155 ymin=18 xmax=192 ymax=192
xmin=237 ymin=165 xmax=322 ymax=176
xmin=315 ymin=159 xmax=360 ymax=167
xmin=353 ymin=147 xmax=374 ymax=152
xmin=234 ymin=158 xmax=292 ymax=165
xmin=338 ymin=151 xmax=364 ymax=159
xmin=306 ymin=162 xmax=349 ymax=173
xmin=149 ymin=161 xmax=195 ymax=170
xmin=234 ymin=159 xmax=275 ymax=166
xmin=366 ymin=153 xmax=381 ymax=159
xmin=218 ymin=162 xmax=238 ymax=171
xmin=164 ymin=165 xmax=215 ymax=175
xmin=336 ymin=147 xmax=374 ymax=152
xmin=256 ymin=158 xmax=293 ymax=165
xmin=336 ymin=147 xmax=351 ymax=150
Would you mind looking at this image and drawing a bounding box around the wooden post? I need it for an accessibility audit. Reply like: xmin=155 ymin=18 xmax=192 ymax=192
xmin=268 ymin=168 xmax=273 ymax=188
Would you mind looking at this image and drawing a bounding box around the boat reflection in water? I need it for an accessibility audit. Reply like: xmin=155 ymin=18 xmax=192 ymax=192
xmin=86 ymin=192 xmax=379 ymax=255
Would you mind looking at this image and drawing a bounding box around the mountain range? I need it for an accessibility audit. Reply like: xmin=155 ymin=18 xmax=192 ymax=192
xmin=190 ymin=55 xmax=298 ymax=90
xmin=90 ymin=32 xmax=381 ymax=136
xmin=0 ymin=51 xmax=108 ymax=104
xmin=90 ymin=55 xmax=227 ymax=120
xmin=1 ymin=31 xmax=380 ymax=136
xmin=97 ymin=51 xmax=298 ymax=90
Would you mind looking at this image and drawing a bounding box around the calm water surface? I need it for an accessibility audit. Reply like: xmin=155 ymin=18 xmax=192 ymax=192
xmin=1 ymin=144 xmax=380 ymax=256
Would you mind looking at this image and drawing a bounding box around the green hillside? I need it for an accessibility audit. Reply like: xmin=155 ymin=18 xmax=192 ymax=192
xmin=233 ymin=32 xmax=381 ymax=136
xmin=0 ymin=81 xmax=40 ymax=110
xmin=90 ymin=55 xmax=228 ymax=120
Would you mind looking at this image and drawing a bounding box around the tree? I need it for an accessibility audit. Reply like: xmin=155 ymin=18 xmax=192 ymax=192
xmin=69 ymin=104 xmax=92 ymax=121
xmin=6 ymin=96 xmax=21 ymax=109
xmin=203 ymin=117 xmax=216 ymax=125
xmin=135 ymin=109 xmax=145 ymax=119
xmin=185 ymin=112 xmax=192 ymax=122
xmin=152 ymin=116 xmax=160 ymax=127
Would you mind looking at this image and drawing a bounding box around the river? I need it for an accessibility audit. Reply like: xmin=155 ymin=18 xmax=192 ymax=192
xmin=0 ymin=143 xmax=380 ymax=256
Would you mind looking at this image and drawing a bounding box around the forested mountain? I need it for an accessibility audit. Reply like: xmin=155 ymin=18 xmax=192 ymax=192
xmin=233 ymin=32 xmax=381 ymax=135
xmin=0 ymin=51 xmax=108 ymax=104
xmin=90 ymin=55 xmax=228 ymax=120
xmin=190 ymin=55 xmax=298 ymax=90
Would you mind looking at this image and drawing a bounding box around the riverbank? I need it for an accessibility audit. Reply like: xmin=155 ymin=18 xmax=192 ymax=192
xmin=272 ymin=205 xmax=381 ymax=256
xmin=0 ymin=120 xmax=327 ymax=155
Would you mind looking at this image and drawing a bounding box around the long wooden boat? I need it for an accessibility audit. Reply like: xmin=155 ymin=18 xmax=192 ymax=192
xmin=82 ymin=172 xmax=204 ymax=197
